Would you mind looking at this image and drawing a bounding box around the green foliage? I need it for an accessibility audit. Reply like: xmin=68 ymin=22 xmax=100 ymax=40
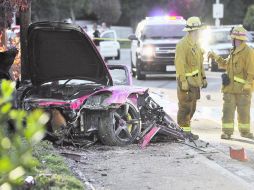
xmin=244 ymin=5 xmax=254 ymax=30
xmin=32 ymin=141 xmax=84 ymax=190
xmin=0 ymin=80 xmax=47 ymax=190
xmin=31 ymin=0 xmax=89 ymax=22
xmin=88 ymin=0 xmax=122 ymax=24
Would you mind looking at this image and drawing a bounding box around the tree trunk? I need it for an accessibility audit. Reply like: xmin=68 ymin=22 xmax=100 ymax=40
xmin=20 ymin=1 xmax=31 ymax=81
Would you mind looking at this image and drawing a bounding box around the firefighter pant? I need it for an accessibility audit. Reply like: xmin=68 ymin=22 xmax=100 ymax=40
xmin=222 ymin=93 xmax=251 ymax=134
xmin=177 ymin=86 xmax=200 ymax=132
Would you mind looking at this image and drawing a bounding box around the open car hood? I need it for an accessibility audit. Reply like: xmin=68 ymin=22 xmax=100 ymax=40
xmin=25 ymin=22 xmax=112 ymax=85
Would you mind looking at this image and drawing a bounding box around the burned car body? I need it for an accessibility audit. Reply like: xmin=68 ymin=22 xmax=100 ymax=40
xmin=17 ymin=22 xmax=146 ymax=146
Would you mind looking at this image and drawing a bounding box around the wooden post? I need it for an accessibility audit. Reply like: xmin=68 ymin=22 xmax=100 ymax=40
xmin=20 ymin=1 xmax=31 ymax=81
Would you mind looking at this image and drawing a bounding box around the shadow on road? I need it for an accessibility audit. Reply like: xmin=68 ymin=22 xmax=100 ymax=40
xmin=230 ymin=138 xmax=254 ymax=145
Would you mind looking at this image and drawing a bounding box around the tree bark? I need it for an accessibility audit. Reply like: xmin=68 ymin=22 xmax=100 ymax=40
xmin=20 ymin=1 xmax=31 ymax=81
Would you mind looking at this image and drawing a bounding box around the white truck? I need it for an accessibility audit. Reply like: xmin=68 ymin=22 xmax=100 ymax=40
xmin=128 ymin=16 xmax=187 ymax=80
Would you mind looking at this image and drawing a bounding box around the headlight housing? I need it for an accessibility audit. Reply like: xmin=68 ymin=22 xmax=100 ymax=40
xmin=141 ymin=45 xmax=155 ymax=57
xmin=84 ymin=94 xmax=110 ymax=107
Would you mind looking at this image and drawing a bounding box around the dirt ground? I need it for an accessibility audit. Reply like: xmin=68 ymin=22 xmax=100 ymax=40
xmin=62 ymin=89 xmax=254 ymax=190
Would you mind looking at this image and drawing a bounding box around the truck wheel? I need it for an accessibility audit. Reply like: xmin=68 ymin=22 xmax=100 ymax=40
xmin=211 ymin=61 xmax=218 ymax=72
xmin=98 ymin=101 xmax=141 ymax=146
xmin=115 ymin=49 xmax=120 ymax=60
xmin=131 ymin=53 xmax=136 ymax=77
xmin=131 ymin=62 xmax=136 ymax=77
xmin=136 ymin=59 xmax=146 ymax=80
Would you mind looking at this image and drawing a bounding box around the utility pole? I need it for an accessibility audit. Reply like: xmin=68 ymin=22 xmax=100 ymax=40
xmin=213 ymin=0 xmax=224 ymax=27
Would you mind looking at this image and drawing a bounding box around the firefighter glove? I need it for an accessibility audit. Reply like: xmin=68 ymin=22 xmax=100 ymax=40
xmin=208 ymin=51 xmax=219 ymax=61
xmin=181 ymin=80 xmax=189 ymax=91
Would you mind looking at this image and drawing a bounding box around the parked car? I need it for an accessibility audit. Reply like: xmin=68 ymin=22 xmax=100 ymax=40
xmin=99 ymin=30 xmax=121 ymax=60
xmin=16 ymin=22 xmax=145 ymax=146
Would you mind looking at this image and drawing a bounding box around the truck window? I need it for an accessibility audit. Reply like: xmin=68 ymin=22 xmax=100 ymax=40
xmin=143 ymin=24 xmax=186 ymax=39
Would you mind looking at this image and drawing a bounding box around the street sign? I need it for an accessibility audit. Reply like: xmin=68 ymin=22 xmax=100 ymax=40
xmin=213 ymin=3 xmax=224 ymax=19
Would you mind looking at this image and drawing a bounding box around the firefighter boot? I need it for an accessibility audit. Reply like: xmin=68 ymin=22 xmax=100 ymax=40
xmin=240 ymin=132 xmax=254 ymax=139
xmin=221 ymin=133 xmax=231 ymax=140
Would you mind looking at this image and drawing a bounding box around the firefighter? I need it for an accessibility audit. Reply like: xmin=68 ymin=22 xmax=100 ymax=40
xmin=208 ymin=25 xmax=254 ymax=139
xmin=174 ymin=17 xmax=207 ymax=140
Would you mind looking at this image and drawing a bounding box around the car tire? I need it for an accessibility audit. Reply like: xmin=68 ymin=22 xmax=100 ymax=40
xmin=98 ymin=101 xmax=141 ymax=146
xmin=115 ymin=49 xmax=120 ymax=60
xmin=211 ymin=61 xmax=218 ymax=72
xmin=136 ymin=59 xmax=146 ymax=80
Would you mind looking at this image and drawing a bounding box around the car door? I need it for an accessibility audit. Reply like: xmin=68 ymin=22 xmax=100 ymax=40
xmin=99 ymin=30 xmax=119 ymax=58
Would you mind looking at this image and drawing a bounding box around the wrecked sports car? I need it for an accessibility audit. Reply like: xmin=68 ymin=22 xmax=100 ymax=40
xmin=16 ymin=22 xmax=190 ymax=147
xmin=16 ymin=22 xmax=147 ymax=146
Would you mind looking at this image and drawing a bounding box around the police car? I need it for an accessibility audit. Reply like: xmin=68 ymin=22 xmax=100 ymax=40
xmin=128 ymin=16 xmax=186 ymax=80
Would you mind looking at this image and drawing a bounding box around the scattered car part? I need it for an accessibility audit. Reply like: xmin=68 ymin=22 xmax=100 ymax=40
xmin=137 ymin=90 xmax=204 ymax=149
xmin=230 ymin=147 xmax=248 ymax=162
xmin=60 ymin=151 xmax=82 ymax=162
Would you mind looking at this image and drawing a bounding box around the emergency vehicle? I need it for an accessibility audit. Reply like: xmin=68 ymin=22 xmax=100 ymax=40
xmin=129 ymin=16 xmax=186 ymax=80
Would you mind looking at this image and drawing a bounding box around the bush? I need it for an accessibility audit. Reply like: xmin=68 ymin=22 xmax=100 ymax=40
xmin=0 ymin=80 xmax=47 ymax=189
xmin=244 ymin=5 xmax=254 ymax=31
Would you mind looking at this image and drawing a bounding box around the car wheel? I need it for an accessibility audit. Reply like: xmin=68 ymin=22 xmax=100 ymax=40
xmin=136 ymin=59 xmax=146 ymax=80
xmin=98 ymin=101 xmax=141 ymax=146
xmin=115 ymin=49 xmax=120 ymax=60
xmin=211 ymin=61 xmax=218 ymax=72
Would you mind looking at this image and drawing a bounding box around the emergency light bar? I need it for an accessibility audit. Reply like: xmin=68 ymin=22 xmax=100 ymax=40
xmin=145 ymin=16 xmax=184 ymax=21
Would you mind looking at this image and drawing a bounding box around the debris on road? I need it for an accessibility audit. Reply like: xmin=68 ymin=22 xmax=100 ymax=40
xmin=206 ymin=94 xmax=211 ymax=100
xmin=137 ymin=91 xmax=206 ymax=150
xmin=230 ymin=147 xmax=248 ymax=162
xmin=60 ymin=151 xmax=82 ymax=162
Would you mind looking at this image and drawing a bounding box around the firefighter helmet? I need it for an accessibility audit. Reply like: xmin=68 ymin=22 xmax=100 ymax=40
xmin=183 ymin=17 xmax=204 ymax=32
xmin=231 ymin=25 xmax=248 ymax=41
